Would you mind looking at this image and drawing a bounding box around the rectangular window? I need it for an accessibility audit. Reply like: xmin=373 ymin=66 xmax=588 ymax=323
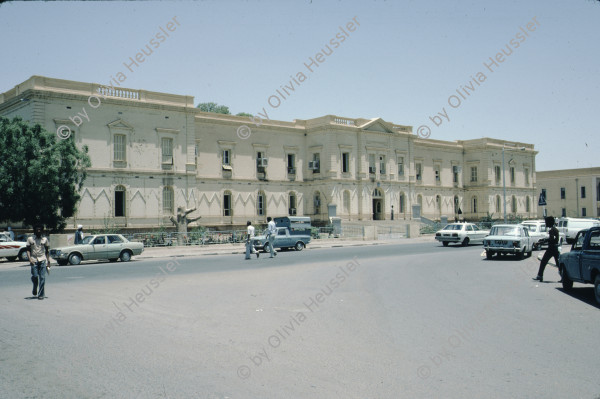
xmin=581 ymin=186 xmax=586 ymax=198
xmin=582 ymin=207 xmax=587 ymax=217
xmin=561 ymin=208 xmax=566 ymax=217
xmin=510 ymin=167 xmax=515 ymax=184
xmin=287 ymin=154 xmax=296 ymax=174
xmin=342 ymin=152 xmax=349 ymax=173
xmin=369 ymin=154 xmax=376 ymax=174
xmin=115 ymin=190 xmax=125 ymax=217
xmin=416 ymin=163 xmax=422 ymax=181
xmin=434 ymin=165 xmax=440 ymax=182
xmin=257 ymin=193 xmax=264 ymax=216
xmin=161 ymin=138 xmax=173 ymax=164
xmin=162 ymin=188 xmax=174 ymax=214
xmin=222 ymin=149 xmax=230 ymax=165
xmin=256 ymin=151 xmax=265 ymax=170
xmin=495 ymin=165 xmax=501 ymax=184
xmin=560 ymin=187 xmax=565 ymax=199
xmin=312 ymin=153 xmax=320 ymax=173
xmin=470 ymin=166 xmax=477 ymax=182
xmin=114 ymin=134 xmax=126 ymax=161
xmin=397 ymin=157 xmax=404 ymax=176
xmin=379 ymin=155 xmax=386 ymax=174
xmin=525 ymin=168 xmax=530 ymax=185
xmin=453 ymin=166 xmax=459 ymax=183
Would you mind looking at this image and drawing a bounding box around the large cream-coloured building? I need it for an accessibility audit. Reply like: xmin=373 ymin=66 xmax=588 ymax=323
xmin=0 ymin=76 xmax=539 ymax=228
xmin=536 ymin=167 xmax=600 ymax=219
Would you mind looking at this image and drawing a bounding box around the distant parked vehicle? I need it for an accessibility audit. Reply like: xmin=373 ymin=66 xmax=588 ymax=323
xmin=521 ymin=220 xmax=565 ymax=249
xmin=0 ymin=239 xmax=29 ymax=262
xmin=50 ymin=234 xmax=144 ymax=266
xmin=253 ymin=227 xmax=311 ymax=252
xmin=559 ymin=227 xmax=600 ymax=305
xmin=435 ymin=223 xmax=489 ymax=247
xmin=557 ymin=218 xmax=600 ymax=244
xmin=483 ymin=224 xmax=534 ymax=260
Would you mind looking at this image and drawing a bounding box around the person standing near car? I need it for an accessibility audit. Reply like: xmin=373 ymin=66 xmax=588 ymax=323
xmin=27 ymin=224 xmax=51 ymax=300
xmin=74 ymin=224 xmax=84 ymax=244
xmin=266 ymin=217 xmax=277 ymax=258
xmin=245 ymin=221 xmax=259 ymax=260
xmin=533 ymin=216 xmax=560 ymax=283
xmin=7 ymin=226 xmax=14 ymax=241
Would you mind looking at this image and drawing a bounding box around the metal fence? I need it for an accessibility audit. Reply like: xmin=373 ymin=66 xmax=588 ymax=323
xmin=128 ymin=230 xmax=248 ymax=247
xmin=376 ymin=225 xmax=407 ymax=240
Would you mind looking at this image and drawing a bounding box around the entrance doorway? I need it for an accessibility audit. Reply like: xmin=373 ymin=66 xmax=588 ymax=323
xmin=372 ymin=188 xmax=384 ymax=220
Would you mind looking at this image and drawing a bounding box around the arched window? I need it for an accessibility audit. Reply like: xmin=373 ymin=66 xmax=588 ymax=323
xmin=496 ymin=195 xmax=501 ymax=214
xmin=314 ymin=191 xmax=321 ymax=215
xmin=257 ymin=191 xmax=266 ymax=216
xmin=223 ymin=190 xmax=232 ymax=216
xmin=343 ymin=190 xmax=351 ymax=214
xmin=417 ymin=194 xmax=423 ymax=208
xmin=400 ymin=192 xmax=406 ymax=213
xmin=115 ymin=185 xmax=126 ymax=217
xmin=289 ymin=192 xmax=297 ymax=215
xmin=454 ymin=195 xmax=459 ymax=214
xmin=162 ymin=186 xmax=174 ymax=215
xmin=472 ymin=196 xmax=477 ymax=214
xmin=511 ymin=195 xmax=517 ymax=213
xmin=436 ymin=195 xmax=442 ymax=213
xmin=526 ymin=196 xmax=531 ymax=213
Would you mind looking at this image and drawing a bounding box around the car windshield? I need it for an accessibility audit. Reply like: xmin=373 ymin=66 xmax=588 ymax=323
xmin=442 ymin=224 xmax=463 ymax=231
xmin=523 ymin=224 xmax=537 ymax=232
xmin=490 ymin=226 xmax=520 ymax=236
xmin=81 ymin=236 xmax=95 ymax=244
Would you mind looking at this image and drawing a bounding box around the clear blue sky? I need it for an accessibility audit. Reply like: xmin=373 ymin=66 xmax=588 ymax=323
xmin=1 ymin=0 xmax=598 ymax=171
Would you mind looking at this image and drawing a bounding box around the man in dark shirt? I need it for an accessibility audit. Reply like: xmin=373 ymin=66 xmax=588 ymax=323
xmin=533 ymin=216 xmax=560 ymax=282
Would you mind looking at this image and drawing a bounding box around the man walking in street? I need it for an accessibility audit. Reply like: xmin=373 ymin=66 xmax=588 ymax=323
xmin=245 ymin=221 xmax=259 ymax=260
xmin=533 ymin=216 xmax=560 ymax=283
xmin=27 ymin=224 xmax=51 ymax=300
xmin=266 ymin=217 xmax=277 ymax=258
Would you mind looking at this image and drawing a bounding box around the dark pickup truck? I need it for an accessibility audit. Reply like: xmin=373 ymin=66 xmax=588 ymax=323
xmin=559 ymin=227 xmax=600 ymax=304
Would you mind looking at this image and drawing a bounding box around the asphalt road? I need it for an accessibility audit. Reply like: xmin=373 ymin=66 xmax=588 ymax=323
xmin=1 ymin=242 xmax=598 ymax=399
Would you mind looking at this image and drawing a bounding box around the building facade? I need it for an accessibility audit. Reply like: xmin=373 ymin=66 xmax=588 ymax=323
xmin=0 ymin=76 xmax=539 ymax=228
xmin=536 ymin=167 xmax=600 ymax=219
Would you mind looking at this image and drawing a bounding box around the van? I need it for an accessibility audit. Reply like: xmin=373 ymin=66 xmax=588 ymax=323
xmin=273 ymin=216 xmax=312 ymax=236
xmin=557 ymin=217 xmax=600 ymax=243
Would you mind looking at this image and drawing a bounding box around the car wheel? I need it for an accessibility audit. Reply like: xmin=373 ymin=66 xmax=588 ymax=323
xmin=560 ymin=265 xmax=573 ymax=290
xmin=486 ymin=251 xmax=493 ymax=260
xmin=442 ymin=242 xmax=449 ymax=247
xmin=461 ymin=237 xmax=469 ymax=247
xmin=18 ymin=249 xmax=29 ymax=262
xmin=594 ymin=275 xmax=600 ymax=305
xmin=526 ymin=248 xmax=533 ymax=258
xmin=294 ymin=241 xmax=305 ymax=251
xmin=119 ymin=251 xmax=132 ymax=262
xmin=517 ymin=250 xmax=524 ymax=260
xmin=69 ymin=253 xmax=82 ymax=265
xmin=57 ymin=260 xmax=68 ymax=266
xmin=263 ymin=243 xmax=272 ymax=253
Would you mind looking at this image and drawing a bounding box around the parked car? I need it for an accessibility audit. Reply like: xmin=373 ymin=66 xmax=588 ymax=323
xmin=253 ymin=227 xmax=311 ymax=252
xmin=521 ymin=220 xmax=565 ymax=249
xmin=557 ymin=217 xmax=600 ymax=243
xmin=50 ymin=234 xmax=144 ymax=265
xmin=559 ymin=227 xmax=600 ymax=305
xmin=0 ymin=239 xmax=29 ymax=262
xmin=483 ymin=224 xmax=534 ymax=260
xmin=434 ymin=223 xmax=489 ymax=246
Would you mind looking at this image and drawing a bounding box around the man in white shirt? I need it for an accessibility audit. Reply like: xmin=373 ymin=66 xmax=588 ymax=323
xmin=27 ymin=224 xmax=51 ymax=300
xmin=266 ymin=217 xmax=278 ymax=258
xmin=245 ymin=221 xmax=259 ymax=260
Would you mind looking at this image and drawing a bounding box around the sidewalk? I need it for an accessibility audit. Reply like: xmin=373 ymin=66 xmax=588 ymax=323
xmin=137 ymin=235 xmax=435 ymax=259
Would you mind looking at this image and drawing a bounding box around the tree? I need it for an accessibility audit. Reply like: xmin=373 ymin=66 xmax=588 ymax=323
xmin=0 ymin=116 xmax=91 ymax=232
xmin=169 ymin=206 xmax=201 ymax=245
xmin=196 ymin=102 xmax=231 ymax=115
xmin=236 ymin=112 xmax=253 ymax=117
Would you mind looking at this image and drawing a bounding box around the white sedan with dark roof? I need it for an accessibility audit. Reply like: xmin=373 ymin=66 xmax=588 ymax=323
xmin=435 ymin=223 xmax=490 ymax=246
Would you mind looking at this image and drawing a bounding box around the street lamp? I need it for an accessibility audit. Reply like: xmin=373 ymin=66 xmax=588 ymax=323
xmin=502 ymin=144 xmax=526 ymax=223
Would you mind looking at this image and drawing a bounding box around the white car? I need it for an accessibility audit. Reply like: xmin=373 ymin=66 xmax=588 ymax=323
xmin=521 ymin=220 xmax=565 ymax=249
xmin=435 ymin=223 xmax=490 ymax=247
xmin=483 ymin=224 xmax=534 ymax=260
xmin=0 ymin=240 xmax=29 ymax=262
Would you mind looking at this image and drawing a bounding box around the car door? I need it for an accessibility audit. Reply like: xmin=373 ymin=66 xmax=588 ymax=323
xmin=91 ymin=236 xmax=108 ymax=260
xmin=522 ymin=228 xmax=531 ymax=251
xmin=568 ymin=232 xmax=585 ymax=280
xmin=106 ymin=235 xmax=124 ymax=258
xmin=277 ymin=228 xmax=290 ymax=247
xmin=471 ymin=225 xmax=484 ymax=242
xmin=581 ymin=230 xmax=600 ymax=281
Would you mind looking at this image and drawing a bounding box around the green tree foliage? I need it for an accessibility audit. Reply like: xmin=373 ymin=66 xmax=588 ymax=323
xmin=236 ymin=112 xmax=253 ymax=117
xmin=196 ymin=102 xmax=231 ymax=115
xmin=0 ymin=117 xmax=91 ymax=232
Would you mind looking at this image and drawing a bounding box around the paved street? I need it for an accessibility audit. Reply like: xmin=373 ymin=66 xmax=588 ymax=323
xmin=1 ymin=241 xmax=598 ymax=399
